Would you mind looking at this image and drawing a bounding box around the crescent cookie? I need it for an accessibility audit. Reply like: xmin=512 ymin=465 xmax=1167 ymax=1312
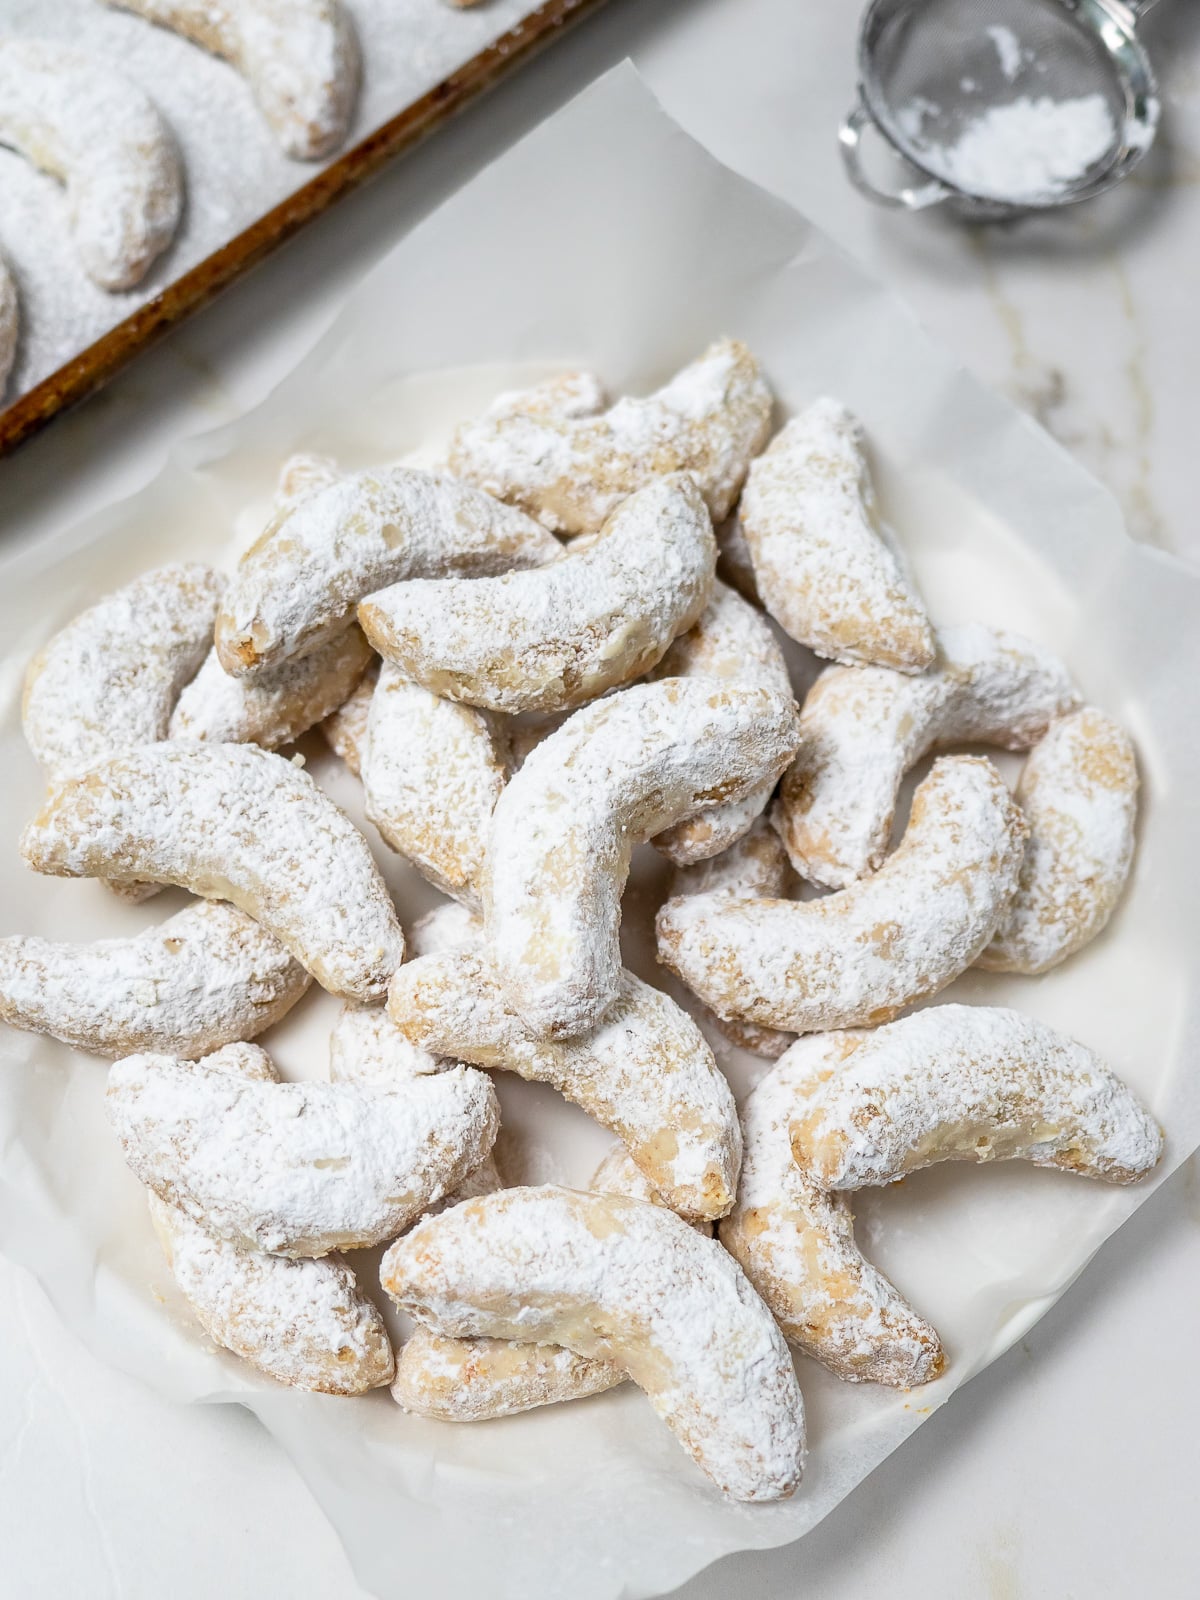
xmin=485 ymin=678 xmax=803 ymax=1038
xmin=391 ymin=1144 xmax=711 ymax=1423
xmin=657 ymin=756 xmax=1028 ymax=1034
xmin=20 ymin=742 xmax=405 ymax=1003
xmin=719 ymin=1034 xmax=944 ymax=1387
xmin=665 ymin=818 xmax=796 ymax=1060
xmin=773 ymin=622 xmax=1080 ymax=889
xmin=108 ymin=1 xmax=360 ymax=160
xmin=739 ymin=401 xmax=934 ymax=672
xmin=651 ymin=578 xmax=794 ymax=866
xmin=23 ymin=563 xmax=224 ymax=784
xmin=144 ymin=1036 xmax=393 ymax=1395
xmin=389 ymin=945 xmax=742 ymax=1223
xmin=215 ymin=468 xmax=561 ymax=676
xmin=980 ymin=707 xmax=1139 ymax=974
xmin=0 ymin=39 xmax=181 ymax=290
xmin=0 ymin=899 xmax=309 ymax=1059
xmin=358 ymin=474 xmax=717 ymax=716
xmin=788 ymin=1005 xmax=1163 ymax=1189
xmin=381 ymin=1186 xmax=806 ymax=1502
xmin=360 ymin=660 xmax=508 ymax=905
xmin=0 ymin=253 xmax=17 ymax=397
xmin=107 ymin=1047 xmax=499 ymax=1255
xmin=319 ymin=661 xmax=377 ymax=776
xmin=447 ymin=338 xmax=774 ymax=535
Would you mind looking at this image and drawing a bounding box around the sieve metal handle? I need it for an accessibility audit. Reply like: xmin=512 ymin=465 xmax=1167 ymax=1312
xmin=839 ymin=101 xmax=954 ymax=211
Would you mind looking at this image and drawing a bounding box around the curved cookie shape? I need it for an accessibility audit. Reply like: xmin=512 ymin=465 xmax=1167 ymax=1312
xmin=390 ymin=1143 xmax=710 ymax=1423
xmin=389 ymin=947 xmax=741 ymax=1222
xmin=171 ymin=625 xmax=373 ymax=748
xmin=0 ymin=899 xmax=309 ymax=1059
xmin=788 ymin=1005 xmax=1163 ymax=1189
xmin=774 ymin=622 xmax=1080 ymax=889
xmin=107 ymin=1047 xmax=499 ymax=1255
xmin=657 ymin=756 xmax=1028 ymax=1034
xmin=215 ymin=468 xmax=560 ymax=676
xmin=21 ymin=742 xmax=404 ymax=1002
xmin=0 ymin=39 xmax=181 ymax=289
xmin=23 ymin=564 xmax=223 ymax=783
xmin=980 ymin=707 xmax=1139 ymax=974
xmin=485 ymin=678 xmax=803 ymax=1038
xmin=0 ymin=253 xmax=17 ymax=397
xmin=358 ymin=474 xmax=716 ymax=715
xmin=319 ymin=661 xmax=377 ymax=776
xmin=739 ymin=401 xmax=934 ymax=671
xmin=361 ymin=659 xmax=507 ymax=904
xmin=110 ymin=0 xmax=360 ymax=160
xmin=448 ymin=338 xmax=773 ymax=535
xmin=651 ymin=579 xmax=794 ymax=865
xmin=666 ymin=818 xmax=796 ymax=1060
xmin=720 ymin=1034 xmax=944 ymax=1386
xmin=150 ymin=1195 xmax=394 ymax=1393
xmin=382 ymin=1186 xmax=805 ymax=1500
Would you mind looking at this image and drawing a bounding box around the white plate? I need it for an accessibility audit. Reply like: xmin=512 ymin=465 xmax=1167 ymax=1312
xmin=2 ymin=66 xmax=1200 ymax=1600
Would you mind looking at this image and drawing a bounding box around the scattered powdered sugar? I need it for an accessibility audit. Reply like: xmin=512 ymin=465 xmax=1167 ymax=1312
xmin=987 ymin=25 xmax=1024 ymax=84
xmin=389 ymin=946 xmax=741 ymax=1221
xmin=774 ymin=620 xmax=1080 ymax=889
xmin=658 ymin=756 xmax=1028 ymax=1034
xmin=0 ymin=899 xmax=309 ymax=1060
xmin=981 ymin=706 xmax=1139 ymax=974
xmin=915 ymin=93 xmax=1117 ymax=203
xmin=719 ymin=1035 xmax=943 ymax=1387
xmin=107 ymin=1047 xmax=499 ymax=1255
xmin=380 ymin=1185 xmax=806 ymax=1502
xmin=359 ymin=474 xmax=716 ymax=716
xmin=21 ymin=741 xmax=405 ymax=1002
xmin=484 ymin=677 xmax=803 ymax=1038
xmin=788 ymin=1004 xmax=1163 ymax=1189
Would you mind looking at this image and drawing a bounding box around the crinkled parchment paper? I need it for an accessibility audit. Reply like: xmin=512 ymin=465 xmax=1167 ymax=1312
xmin=2 ymin=65 xmax=1200 ymax=1600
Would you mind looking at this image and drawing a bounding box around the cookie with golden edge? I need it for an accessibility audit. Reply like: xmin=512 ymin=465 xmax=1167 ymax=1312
xmin=381 ymin=1185 xmax=805 ymax=1501
xmin=788 ymin=1005 xmax=1162 ymax=1189
xmin=657 ymin=756 xmax=1027 ymax=1034
xmin=739 ymin=400 xmax=934 ymax=672
xmin=21 ymin=741 xmax=404 ymax=1002
xmin=447 ymin=338 xmax=774 ymax=534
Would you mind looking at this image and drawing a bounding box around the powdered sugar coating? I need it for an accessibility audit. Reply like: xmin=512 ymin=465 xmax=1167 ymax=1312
xmin=981 ymin=707 xmax=1139 ymax=974
xmin=447 ymin=339 xmax=774 ymax=535
xmin=389 ymin=946 xmax=741 ymax=1222
xmin=21 ymin=741 xmax=405 ymax=1002
xmin=0 ymin=898 xmax=309 ymax=1059
xmin=774 ymin=622 xmax=1080 ymax=889
xmin=720 ymin=1034 xmax=944 ymax=1386
xmin=361 ymin=659 xmax=507 ymax=905
xmin=329 ymin=1000 xmax=449 ymax=1087
xmin=407 ymin=899 xmax=482 ymax=960
xmin=383 ymin=1186 xmax=804 ymax=1500
xmin=0 ymin=253 xmax=17 ymax=397
xmin=0 ymin=38 xmax=181 ymax=289
xmin=485 ymin=678 xmax=803 ymax=1038
xmin=215 ymin=467 xmax=561 ymax=676
xmin=789 ymin=1005 xmax=1163 ymax=1189
xmin=171 ymin=625 xmax=373 ymax=749
xmin=107 ymin=1047 xmax=499 ymax=1255
xmin=481 ymin=369 xmax=607 ymax=424
xmin=359 ymin=474 xmax=716 ymax=715
xmin=149 ymin=1195 xmax=394 ymax=1393
xmin=23 ymin=563 xmax=223 ymax=783
xmin=740 ymin=401 xmax=934 ymax=672
xmin=320 ymin=661 xmax=377 ymax=776
xmin=109 ymin=0 xmax=360 ymax=160
xmin=667 ymin=819 xmax=796 ymax=1060
xmin=658 ymin=756 xmax=1028 ymax=1033
xmin=651 ymin=579 xmax=794 ymax=865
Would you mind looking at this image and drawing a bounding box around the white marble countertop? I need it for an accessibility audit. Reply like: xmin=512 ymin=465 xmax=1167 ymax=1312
xmin=2 ymin=2 xmax=1199 ymax=1596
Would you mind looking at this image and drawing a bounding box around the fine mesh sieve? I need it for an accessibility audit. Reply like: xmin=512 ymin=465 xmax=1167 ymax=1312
xmin=840 ymin=0 xmax=1161 ymax=215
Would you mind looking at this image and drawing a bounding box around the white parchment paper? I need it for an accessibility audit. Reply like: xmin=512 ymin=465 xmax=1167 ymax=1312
xmin=2 ymin=66 xmax=1200 ymax=1600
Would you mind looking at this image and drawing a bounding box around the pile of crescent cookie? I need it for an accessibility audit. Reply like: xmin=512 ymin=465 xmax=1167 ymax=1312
xmin=1 ymin=339 xmax=1163 ymax=1504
